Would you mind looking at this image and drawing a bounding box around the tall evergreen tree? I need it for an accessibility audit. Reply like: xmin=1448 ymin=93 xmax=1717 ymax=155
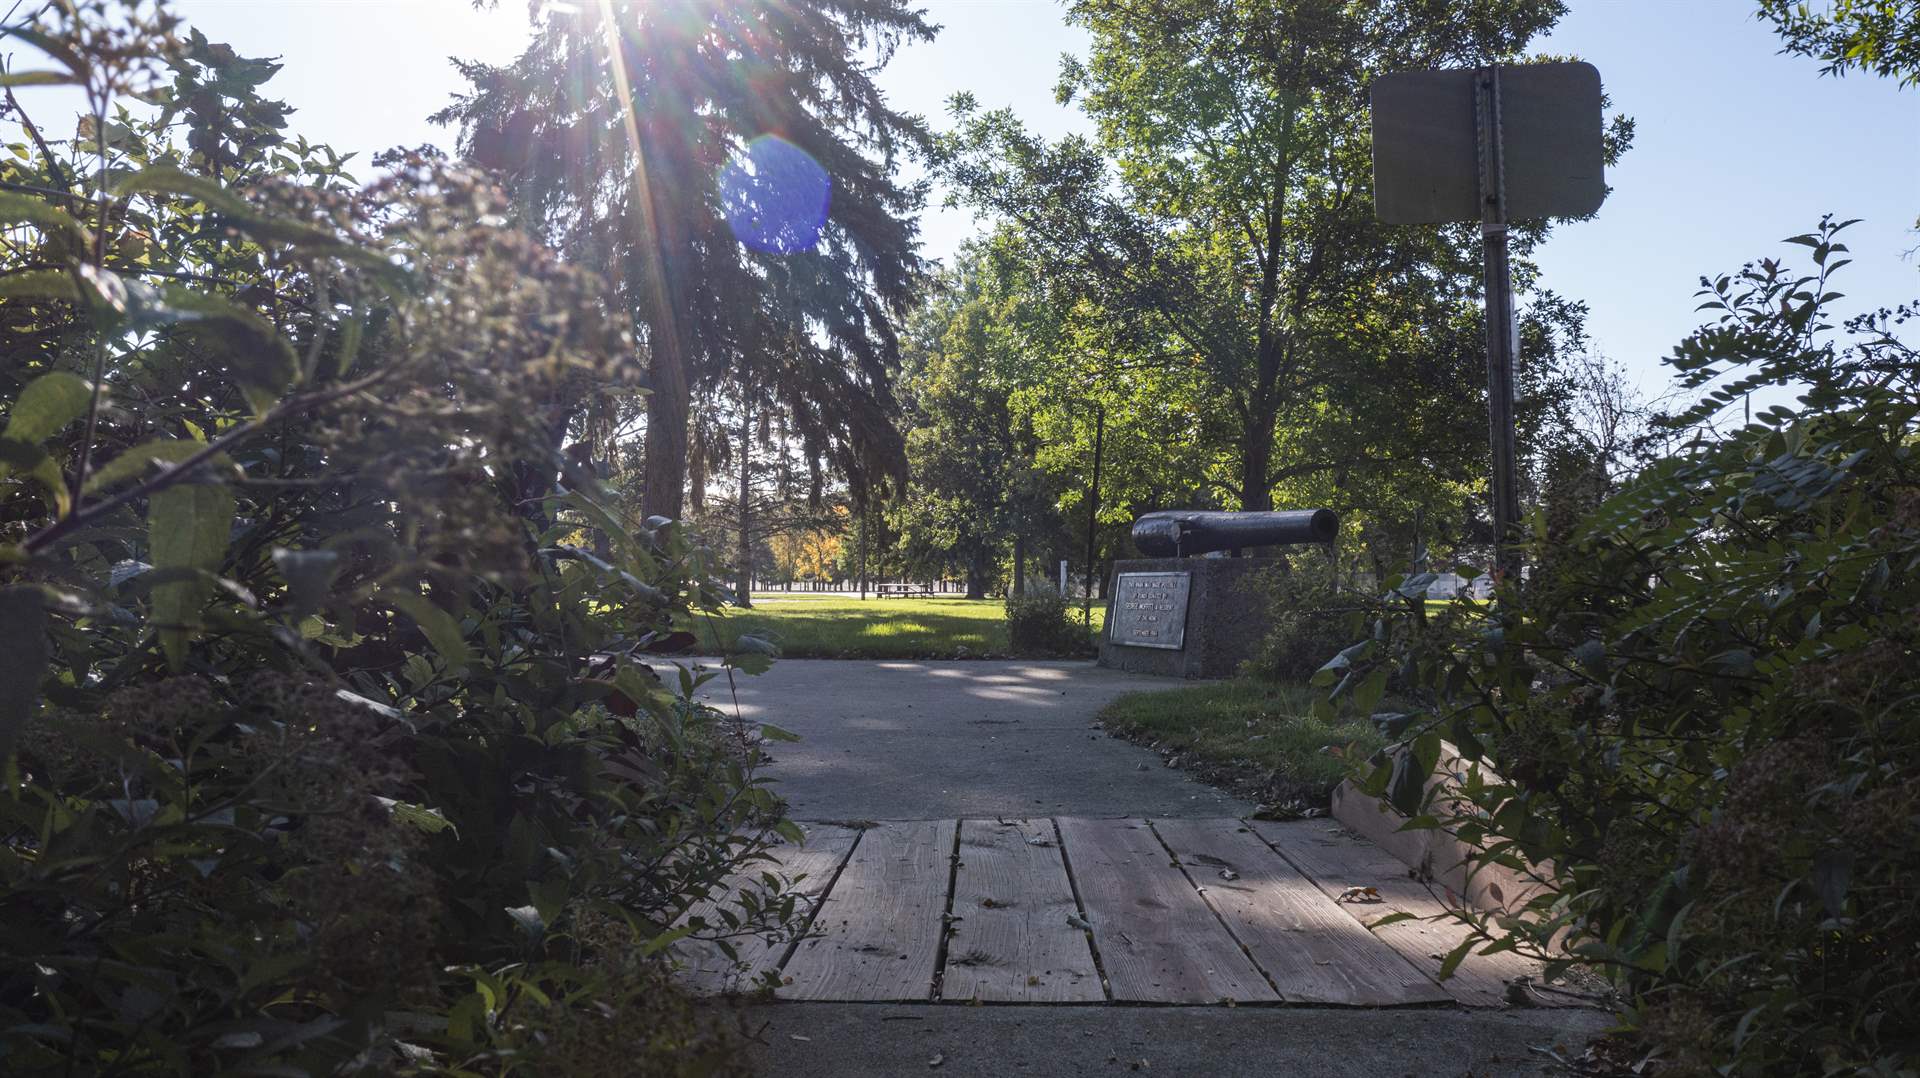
xmin=435 ymin=0 xmax=929 ymax=521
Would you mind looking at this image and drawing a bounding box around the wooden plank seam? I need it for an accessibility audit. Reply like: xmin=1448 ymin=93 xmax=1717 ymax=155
xmin=767 ymin=825 xmax=867 ymax=979
xmin=1049 ymin=816 xmax=1114 ymax=1002
xmin=1145 ymin=818 xmax=1285 ymax=1003
xmin=930 ymin=818 xmax=963 ymax=1001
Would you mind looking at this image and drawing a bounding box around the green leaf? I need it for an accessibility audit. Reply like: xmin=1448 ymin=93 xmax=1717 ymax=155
xmin=148 ymin=482 xmax=236 ymax=669
xmin=1410 ymin=731 xmax=1443 ymax=778
xmin=145 ymin=289 xmax=298 ymax=414
xmin=82 ymin=437 xmax=210 ymax=493
xmin=639 ymin=922 xmax=697 ymax=958
xmin=0 ymin=269 xmax=81 ymax=303
xmin=1811 ymin=849 xmax=1852 ymax=918
xmin=445 ymin=992 xmax=485 ymax=1044
xmin=504 ymin=904 xmax=544 ymax=939
xmin=271 ymin=547 xmax=340 ymax=615
xmin=0 ymin=192 xmax=91 ymax=246
xmin=0 ymin=69 xmax=74 ymax=87
xmin=733 ymin=633 xmax=781 ymax=656
xmin=728 ymin=651 xmax=774 ymax=675
xmin=378 ymin=796 xmax=457 ymax=836
xmin=3 ymin=27 xmax=89 ymax=81
xmin=1435 ymin=935 xmax=1476 ymax=980
xmin=2 ymin=370 xmax=93 ymax=445
xmin=115 ymin=165 xmax=411 ymax=290
xmin=114 ymin=163 xmax=256 ymax=220
xmin=380 ymin=588 xmax=472 ymax=674
xmin=1569 ymin=638 xmax=1606 ymax=676
xmin=1366 ymin=910 xmax=1417 ymax=930
xmin=759 ymin=723 xmax=802 ymax=743
xmin=0 ymin=586 xmax=47 ymax=756
xmin=1386 ymin=747 xmax=1425 ymax=816
xmin=1353 ymin=665 xmax=1388 ymax=716
xmin=0 ymin=438 xmax=70 ymax=516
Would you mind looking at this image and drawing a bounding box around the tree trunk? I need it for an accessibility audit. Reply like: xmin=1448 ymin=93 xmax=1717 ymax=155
xmin=857 ymin=503 xmax=868 ymax=599
xmin=1240 ymin=407 xmax=1277 ymax=512
xmin=735 ymin=389 xmax=754 ymax=607
xmin=1011 ymin=532 xmax=1025 ymax=596
xmin=965 ymin=550 xmax=988 ymax=601
xmin=631 ymin=116 xmax=693 ymax=524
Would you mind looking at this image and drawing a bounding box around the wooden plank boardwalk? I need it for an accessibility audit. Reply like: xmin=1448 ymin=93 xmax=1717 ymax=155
xmin=674 ymin=818 xmax=1592 ymax=1008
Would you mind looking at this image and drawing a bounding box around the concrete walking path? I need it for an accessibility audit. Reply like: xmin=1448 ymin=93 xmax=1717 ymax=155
xmin=696 ymin=659 xmax=1251 ymax=819
xmin=682 ymin=658 xmax=1605 ymax=1076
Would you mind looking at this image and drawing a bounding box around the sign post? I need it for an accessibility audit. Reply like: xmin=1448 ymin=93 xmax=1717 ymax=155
xmin=1371 ymin=61 xmax=1605 ymax=580
xmin=1476 ymin=67 xmax=1522 ymax=580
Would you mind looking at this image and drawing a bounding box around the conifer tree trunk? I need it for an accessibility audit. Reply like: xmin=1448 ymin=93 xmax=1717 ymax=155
xmin=735 ymin=388 xmax=754 ymax=607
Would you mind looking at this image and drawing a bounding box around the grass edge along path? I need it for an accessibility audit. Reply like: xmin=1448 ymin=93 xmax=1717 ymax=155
xmin=694 ymin=592 xmax=1108 ymax=660
xmin=1095 ymin=679 xmax=1385 ymax=814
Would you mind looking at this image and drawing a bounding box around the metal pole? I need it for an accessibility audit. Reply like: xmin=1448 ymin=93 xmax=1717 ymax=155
xmin=1476 ymin=67 xmax=1521 ymax=582
xmin=1083 ymin=404 xmax=1104 ymax=628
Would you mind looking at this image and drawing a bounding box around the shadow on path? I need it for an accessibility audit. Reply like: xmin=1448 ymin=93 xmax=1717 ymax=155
xmin=692 ymin=659 xmax=1251 ymax=819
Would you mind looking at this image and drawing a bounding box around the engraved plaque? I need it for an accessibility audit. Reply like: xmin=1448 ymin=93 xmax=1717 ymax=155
xmin=1109 ymin=571 xmax=1192 ymax=650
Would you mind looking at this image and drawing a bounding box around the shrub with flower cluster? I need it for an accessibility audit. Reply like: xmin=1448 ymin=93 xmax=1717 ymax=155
xmin=1 ymin=5 xmax=799 ymax=1073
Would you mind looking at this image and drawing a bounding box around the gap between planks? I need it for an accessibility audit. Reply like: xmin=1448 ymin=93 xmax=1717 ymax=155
xmin=673 ymin=822 xmax=863 ymax=995
xmin=780 ymin=820 xmax=953 ymax=1001
xmin=678 ymin=817 xmax=1583 ymax=1009
xmin=1149 ymin=818 xmax=1452 ymax=1006
xmin=1247 ymin=818 xmax=1584 ymax=1008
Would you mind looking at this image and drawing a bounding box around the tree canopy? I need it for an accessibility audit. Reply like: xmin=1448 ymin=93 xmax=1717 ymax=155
xmin=435 ymin=0 xmax=933 ymax=521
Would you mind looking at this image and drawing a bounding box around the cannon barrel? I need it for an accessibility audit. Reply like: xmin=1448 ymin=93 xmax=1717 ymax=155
xmin=1131 ymin=509 xmax=1338 ymax=558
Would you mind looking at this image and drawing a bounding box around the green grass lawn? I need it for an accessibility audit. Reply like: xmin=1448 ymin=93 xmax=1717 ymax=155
xmin=1096 ymin=679 xmax=1384 ymax=810
xmin=694 ymin=592 xmax=1108 ymax=659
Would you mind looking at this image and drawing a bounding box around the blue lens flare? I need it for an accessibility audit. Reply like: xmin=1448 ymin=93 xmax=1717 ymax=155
xmin=719 ymin=134 xmax=831 ymax=255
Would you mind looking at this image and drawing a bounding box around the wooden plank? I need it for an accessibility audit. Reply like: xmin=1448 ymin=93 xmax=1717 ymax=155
xmin=1056 ymin=817 xmax=1277 ymax=1004
xmin=1249 ymin=820 xmax=1576 ymax=1008
xmin=1150 ymin=818 xmax=1450 ymax=1006
xmin=942 ymin=819 xmax=1103 ymax=1002
xmin=674 ymin=823 xmax=861 ymax=994
xmin=1332 ymin=744 xmax=1558 ymax=917
xmin=779 ymin=819 xmax=954 ymax=1001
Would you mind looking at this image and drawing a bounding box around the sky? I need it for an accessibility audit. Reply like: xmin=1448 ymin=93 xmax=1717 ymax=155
xmin=13 ymin=0 xmax=1916 ymax=402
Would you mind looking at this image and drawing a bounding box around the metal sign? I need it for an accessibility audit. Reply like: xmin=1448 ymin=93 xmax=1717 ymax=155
xmin=1370 ymin=61 xmax=1607 ymax=579
xmin=1371 ymin=61 xmax=1605 ymax=225
xmin=1109 ymin=572 xmax=1191 ymax=650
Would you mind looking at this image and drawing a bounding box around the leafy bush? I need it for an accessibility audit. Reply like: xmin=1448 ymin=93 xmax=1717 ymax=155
xmin=1242 ymin=567 xmax=1378 ymax=683
xmin=1335 ymin=220 xmax=1919 ymax=1074
xmin=1 ymin=7 xmax=800 ymax=1073
xmin=1004 ymin=583 xmax=1091 ymax=656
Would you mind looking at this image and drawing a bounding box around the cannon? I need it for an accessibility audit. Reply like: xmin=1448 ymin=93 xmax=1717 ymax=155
xmin=1131 ymin=509 xmax=1338 ymax=558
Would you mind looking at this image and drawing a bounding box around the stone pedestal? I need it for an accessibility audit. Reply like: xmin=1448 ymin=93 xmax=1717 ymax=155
xmin=1096 ymin=557 xmax=1281 ymax=679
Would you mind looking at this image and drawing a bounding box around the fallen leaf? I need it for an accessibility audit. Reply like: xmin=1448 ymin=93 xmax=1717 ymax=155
xmin=928 ymin=1053 xmax=944 ymax=1068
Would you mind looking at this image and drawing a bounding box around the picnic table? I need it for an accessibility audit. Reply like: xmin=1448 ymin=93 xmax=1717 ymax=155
xmin=875 ymin=582 xmax=935 ymax=598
